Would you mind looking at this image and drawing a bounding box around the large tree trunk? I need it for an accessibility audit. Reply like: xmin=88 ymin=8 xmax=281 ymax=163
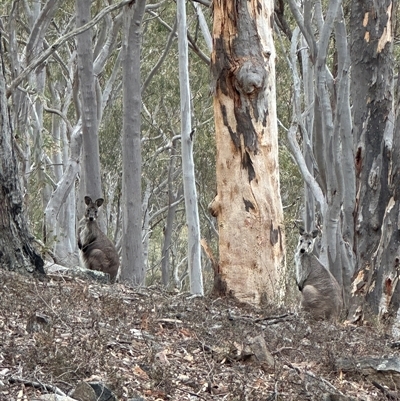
xmin=0 ymin=43 xmax=44 ymax=275
xmin=209 ymin=0 xmax=285 ymax=304
xmin=350 ymin=0 xmax=397 ymax=319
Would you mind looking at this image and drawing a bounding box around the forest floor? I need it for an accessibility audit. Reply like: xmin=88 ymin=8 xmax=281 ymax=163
xmin=0 ymin=269 xmax=399 ymax=401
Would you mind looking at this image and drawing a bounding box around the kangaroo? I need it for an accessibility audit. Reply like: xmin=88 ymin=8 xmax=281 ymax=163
xmin=78 ymin=196 xmax=119 ymax=283
xmin=295 ymin=227 xmax=342 ymax=320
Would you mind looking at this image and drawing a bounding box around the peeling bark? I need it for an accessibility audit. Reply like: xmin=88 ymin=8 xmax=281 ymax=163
xmin=0 ymin=41 xmax=44 ymax=275
xmin=210 ymin=0 xmax=285 ymax=304
xmin=350 ymin=0 xmax=397 ymax=319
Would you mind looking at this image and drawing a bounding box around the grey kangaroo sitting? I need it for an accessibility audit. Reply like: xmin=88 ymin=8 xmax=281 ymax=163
xmin=295 ymin=227 xmax=342 ymax=320
xmin=78 ymin=196 xmax=119 ymax=283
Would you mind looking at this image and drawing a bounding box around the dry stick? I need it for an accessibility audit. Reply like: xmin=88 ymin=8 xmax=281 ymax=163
xmin=272 ymin=347 xmax=305 ymax=357
xmin=9 ymin=376 xmax=66 ymax=397
xmin=227 ymin=313 xmax=294 ymax=326
xmin=285 ymin=362 xmax=345 ymax=397
xmin=371 ymin=381 xmax=400 ymax=401
xmin=254 ymin=313 xmax=294 ymax=324
xmin=304 ymin=370 xmax=345 ymax=396
xmin=175 ymin=387 xmax=207 ymax=400
xmin=274 ymin=380 xmax=279 ymax=401
xmin=32 ymin=281 xmax=70 ymax=330
xmin=195 ymin=333 xmax=215 ymax=389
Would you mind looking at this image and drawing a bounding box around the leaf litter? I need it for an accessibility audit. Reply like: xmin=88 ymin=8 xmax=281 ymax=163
xmin=0 ymin=270 xmax=398 ymax=401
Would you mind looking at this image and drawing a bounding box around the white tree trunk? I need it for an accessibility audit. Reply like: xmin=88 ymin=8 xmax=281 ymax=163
xmin=45 ymin=123 xmax=82 ymax=266
xmin=75 ymin=0 xmax=102 ymax=206
xmin=177 ymin=0 xmax=204 ymax=295
xmin=120 ymin=0 xmax=146 ymax=285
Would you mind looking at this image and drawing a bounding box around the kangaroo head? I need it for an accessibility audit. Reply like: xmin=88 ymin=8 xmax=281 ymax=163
xmin=84 ymin=196 xmax=104 ymax=222
xmin=297 ymin=227 xmax=318 ymax=255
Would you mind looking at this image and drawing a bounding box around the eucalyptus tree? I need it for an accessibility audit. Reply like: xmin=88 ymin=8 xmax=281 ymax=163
xmin=132 ymin=1 xmax=213 ymax=289
xmin=3 ymin=0 xmax=131 ymax=265
xmin=286 ymin=0 xmax=355 ymax=308
xmin=177 ymin=0 xmax=204 ymax=295
xmin=0 ymin=40 xmax=44 ymax=275
xmin=75 ymin=0 xmax=103 ymax=208
xmin=209 ymin=0 xmax=285 ymax=305
xmin=285 ymin=0 xmax=400 ymax=319
xmin=0 ymin=0 xmax=215 ymax=288
xmin=7 ymin=0 xmax=61 ymax=240
xmin=4 ymin=0 xmax=81 ymax=265
xmin=120 ymin=0 xmax=147 ymax=285
xmin=349 ymin=0 xmax=398 ymax=320
xmin=45 ymin=1 xmax=128 ymax=266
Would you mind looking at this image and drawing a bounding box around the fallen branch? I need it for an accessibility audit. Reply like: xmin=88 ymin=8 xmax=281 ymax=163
xmin=304 ymin=369 xmax=345 ymax=396
xmin=371 ymin=381 xmax=400 ymax=401
xmin=272 ymin=347 xmax=305 ymax=358
xmin=9 ymin=376 xmax=67 ymax=396
xmin=176 ymin=387 xmax=208 ymax=399
xmin=284 ymin=363 xmax=346 ymax=397
xmin=255 ymin=313 xmax=294 ymax=325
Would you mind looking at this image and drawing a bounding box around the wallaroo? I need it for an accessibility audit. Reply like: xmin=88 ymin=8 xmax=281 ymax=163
xmin=295 ymin=227 xmax=343 ymax=320
xmin=78 ymin=196 xmax=119 ymax=283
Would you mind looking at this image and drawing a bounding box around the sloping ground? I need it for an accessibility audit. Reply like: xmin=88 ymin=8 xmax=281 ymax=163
xmin=0 ymin=270 xmax=398 ymax=401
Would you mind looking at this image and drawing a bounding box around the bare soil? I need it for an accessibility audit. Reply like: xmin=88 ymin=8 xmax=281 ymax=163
xmin=0 ymin=270 xmax=398 ymax=401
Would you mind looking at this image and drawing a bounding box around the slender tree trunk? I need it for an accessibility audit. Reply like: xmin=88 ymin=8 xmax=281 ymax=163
xmin=177 ymin=0 xmax=204 ymax=295
xmin=161 ymin=138 xmax=180 ymax=287
xmin=44 ymin=123 xmax=82 ymax=266
xmin=350 ymin=0 xmax=397 ymax=319
xmin=302 ymin=33 xmax=316 ymax=234
xmin=76 ymin=0 xmax=102 ymax=204
xmin=48 ymin=84 xmax=78 ymax=266
xmin=120 ymin=0 xmax=146 ymax=285
xmin=209 ymin=0 xmax=285 ymax=304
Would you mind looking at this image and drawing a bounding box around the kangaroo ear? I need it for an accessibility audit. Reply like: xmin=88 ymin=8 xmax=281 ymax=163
xmin=311 ymin=229 xmax=319 ymax=238
xmin=84 ymin=196 xmax=92 ymax=205
xmin=96 ymin=198 xmax=104 ymax=207
xmin=299 ymin=226 xmax=305 ymax=235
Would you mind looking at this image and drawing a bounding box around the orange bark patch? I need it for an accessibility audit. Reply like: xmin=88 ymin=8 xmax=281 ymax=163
xmin=363 ymin=12 xmax=369 ymax=27
xmin=377 ymin=3 xmax=392 ymax=53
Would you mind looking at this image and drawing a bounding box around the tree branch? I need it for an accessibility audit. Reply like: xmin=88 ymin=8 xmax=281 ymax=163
xmin=7 ymin=0 xmax=132 ymax=98
xmin=190 ymin=0 xmax=211 ymax=7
